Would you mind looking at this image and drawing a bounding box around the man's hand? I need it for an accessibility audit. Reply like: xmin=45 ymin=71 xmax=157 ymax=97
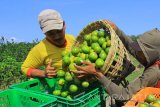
xmin=45 ymin=59 xmax=56 ymax=78
xmin=71 ymin=61 xmax=103 ymax=79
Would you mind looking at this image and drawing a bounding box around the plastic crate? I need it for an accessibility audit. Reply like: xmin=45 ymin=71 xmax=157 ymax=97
xmin=9 ymin=78 xmax=102 ymax=107
xmin=124 ymin=87 xmax=160 ymax=107
xmin=0 ymin=89 xmax=57 ymax=107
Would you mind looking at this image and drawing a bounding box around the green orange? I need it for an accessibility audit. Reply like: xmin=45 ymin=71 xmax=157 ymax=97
xmin=84 ymin=34 xmax=91 ymax=42
xmin=58 ymin=78 xmax=65 ymax=85
xmin=93 ymin=45 xmax=102 ymax=54
xmin=98 ymin=37 xmax=106 ymax=46
xmin=105 ymin=47 xmax=110 ymax=54
xmin=65 ymin=72 xmax=73 ymax=81
xmin=82 ymin=81 xmax=89 ymax=88
xmin=69 ymin=63 xmax=77 ymax=70
xmin=146 ymin=94 xmax=156 ymax=103
xmin=95 ymin=58 xmax=105 ymax=68
xmin=99 ymin=51 xmax=107 ymax=60
xmin=88 ymin=52 xmax=98 ymax=62
xmin=71 ymin=47 xmax=79 ymax=56
xmin=91 ymin=31 xmax=98 ymax=37
xmin=106 ymin=40 xmax=111 ymax=47
xmin=53 ymin=90 xmax=61 ymax=96
xmin=74 ymin=57 xmax=83 ymax=65
xmin=81 ymin=45 xmax=90 ymax=54
xmin=91 ymin=43 xmax=99 ymax=49
xmin=98 ymin=30 xmax=105 ymax=37
xmin=61 ymin=50 xmax=70 ymax=57
xmin=69 ymin=84 xmax=78 ymax=93
xmin=61 ymin=91 xmax=68 ymax=98
xmin=62 ymin=56 xmax=71 ymax=66
xmin=57 ymin=69 xmax=65 ymax=77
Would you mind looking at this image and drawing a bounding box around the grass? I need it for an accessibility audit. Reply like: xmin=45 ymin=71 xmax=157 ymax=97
xmin=126 ymin=68 xmax=143 ymax=82
xmin=126 ymin=55 xmax=144 ymax=82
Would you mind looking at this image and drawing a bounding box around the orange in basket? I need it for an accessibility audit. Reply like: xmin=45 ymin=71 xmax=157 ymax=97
xmin=124 ymin=87 xmax=160 ymax=107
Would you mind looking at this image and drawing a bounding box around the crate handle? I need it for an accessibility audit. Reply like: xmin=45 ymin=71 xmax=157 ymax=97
xmin=30 ymin=97 xmax=40 ymax=102
xmin=29 ymin=82 xmax=38 ymax=88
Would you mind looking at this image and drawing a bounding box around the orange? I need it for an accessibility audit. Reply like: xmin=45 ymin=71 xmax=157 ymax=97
xmin=74 ymin=57 xmax=83 ymax=65
xmin=105 ymin=47 xmax=110 ymax=54
xmin=98 ymin=37 xmax=106 ymax=46
xmin=62 ymin=56 xmax=71 ymax=66
xmin=61 ymin=50 xmax=70 ymax=57
xmin=106 ymin=40 xmax=111 ymax=47
xmin=61 ymin=91 xmax=68 ymax=98
xmin=102 ymin=42 xmax=107 ymax=49
xmin=99 ymin=51 xmax=107 ymax=60
xmin=95 ymin=58 xmax=104 ymax=68
xmin=91 ymin=30 xmax=98 ymax=37
xmin=91 ymin=43 xmax=99 ymax=49
xmin=78 ymin=53 xmax=86 ymax=60
xmin=81 ymin=45 xmax=90 ymax=54
xmin=98 ymin=30 xmax=105 ymax=37
xmin=154 ymin=100 xmax=160 ymax=104
xmin=151 ymin=103 xmax=160 ymax=107
xmin=53 ymin=90 xmax=61 ymax=96
xmin=93 ymin=45 xmax=102 ymax=54
xmin=91 ymin=35 xmax=98 ymax=43
xmin=66 ymin=95 xmax=72 ymax=100
xmin=84 ymin=34 xmax=91 ymax=42
xmin=71 ymin=47 xmax=79 ymax=56
xmin=65 ymin=72 xmax=73 ymax=81
xmin=146 ymin=94 xmax=156 ymax=103
xmin=69 ymin=63 xmax=77 ymax=70
xmin=88 ymin=52 xmax=98 ymax=62
xmin=57 ymin=69 xmax=65 ymax=77
xmin=106 ymin=36 xmax=110 ymax=41
xmin=58 ymin=78 xmax=65 ymax=85
xmin=139 ymin=103 xmax=149 ymax=107
xmin=82 ymin=81 xmax=89 ymax=88
xmin=69 ymin=84 xmax=78 ymax=93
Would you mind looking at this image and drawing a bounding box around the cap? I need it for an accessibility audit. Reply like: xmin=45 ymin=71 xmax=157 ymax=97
xmin=38 ymin=9 xmax=63 ymax=33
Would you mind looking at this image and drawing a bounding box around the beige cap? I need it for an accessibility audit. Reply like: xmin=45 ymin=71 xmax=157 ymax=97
xmin=38 ymin=9 xmax=63 ymax=33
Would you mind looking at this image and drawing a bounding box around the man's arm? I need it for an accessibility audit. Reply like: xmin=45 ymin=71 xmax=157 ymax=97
xmin=106 ymin=20 xmax=135 ymax=53
xmin=96 ymin=65 xmax=160 ymax=101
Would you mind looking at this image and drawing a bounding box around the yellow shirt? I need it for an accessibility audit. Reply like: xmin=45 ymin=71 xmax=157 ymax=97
xmin=21 ymin=34 xmax=75 ymax=75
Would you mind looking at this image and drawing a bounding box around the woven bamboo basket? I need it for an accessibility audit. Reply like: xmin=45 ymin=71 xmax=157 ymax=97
xmin=72 ymin=20 xmax=135 ymax=84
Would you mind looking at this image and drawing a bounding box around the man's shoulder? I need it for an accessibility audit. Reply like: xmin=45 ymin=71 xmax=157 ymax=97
xmin=66 ymin=34 xmax=75 ymax=40
xmin=31 ymin=39 xmax=46 ymax=51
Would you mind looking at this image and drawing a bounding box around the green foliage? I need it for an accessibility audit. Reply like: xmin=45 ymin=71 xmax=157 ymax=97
xmin=0 ymin=36 xmax=39 ymax=90
xmin=0 ymin=37 xmax=38 ymax=62
xmin=128 ymin=35 xmax=139 ymax=41
xmin=0 ymin=56 xmax=27 ymax=90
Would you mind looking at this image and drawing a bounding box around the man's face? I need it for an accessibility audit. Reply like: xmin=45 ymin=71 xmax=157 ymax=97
xmin=45 ymin=24 xmax=66 ymax=46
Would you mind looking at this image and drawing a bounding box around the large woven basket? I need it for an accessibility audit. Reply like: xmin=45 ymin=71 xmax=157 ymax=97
xmin=72 ymin=20 xmax=135 ymax=84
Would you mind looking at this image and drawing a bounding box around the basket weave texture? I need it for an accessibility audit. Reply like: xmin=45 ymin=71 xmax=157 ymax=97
xmin=72 ymin=20 xmax=135 ymax=81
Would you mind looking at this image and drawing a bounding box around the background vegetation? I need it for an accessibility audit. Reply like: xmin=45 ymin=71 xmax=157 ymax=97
xmin=0 ymin=36 xmax=39 ymax=90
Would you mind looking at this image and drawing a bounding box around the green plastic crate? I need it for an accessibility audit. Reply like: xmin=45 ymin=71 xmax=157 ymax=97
xmin=9 ymin=79 xmax=102 ymax=107
xmin=0 ymin=89 xmax=57 ymax=107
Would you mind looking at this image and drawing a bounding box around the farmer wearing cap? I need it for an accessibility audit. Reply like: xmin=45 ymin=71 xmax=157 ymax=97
xmin=21 ymin=9 xmax=75 ymax=78
xmin=72 ymin=21 xmax=160 ymax=106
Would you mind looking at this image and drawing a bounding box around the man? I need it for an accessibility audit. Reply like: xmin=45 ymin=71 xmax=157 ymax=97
xmin=21 ymin=9 xmax=75 ymax=78
xmin=72 ymin=20 xmax=160 ymax=106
